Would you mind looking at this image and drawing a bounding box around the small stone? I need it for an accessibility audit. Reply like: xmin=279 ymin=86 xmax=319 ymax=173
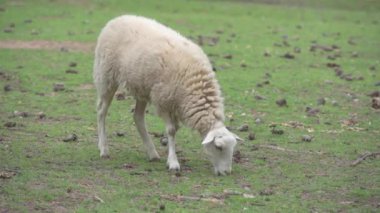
xmin=374 ymin=82 xmax=380 ymax=87
xmin=276 ymin=98 xmax=287 ymax=107
xmin=248 ymin=132 xmax=255 ymax=140
xmin=63 ymin=134 xmax=77 ymax=142
xmin=160 ymin=136 xmax=168 ymax=146
xmin=53 ymin=83 xmax=65 ymax=92
xmin=237 ymin=124 xmax=249 ymax=132
xmin=302 ymin=135 xmax=313 ymax=142
xmin=255 ymin=118 xmax=263 ymax=124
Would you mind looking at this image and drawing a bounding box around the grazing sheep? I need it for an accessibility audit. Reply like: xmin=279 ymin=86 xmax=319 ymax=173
xmin=94 ymin=15 xmax=241 ymax=175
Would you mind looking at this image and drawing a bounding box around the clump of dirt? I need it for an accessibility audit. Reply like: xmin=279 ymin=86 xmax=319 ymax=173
xmin=317 ymin=98 xmax=326 ymax=105
xmin=282 ymin=52 xmax=295 ymax=59
xmin=270 ymin=124 xmax=284 ymax=135
xmin=115 ymin=91 xmax=126 ymax=100
xmin=53 ymin=83 xmax=65 ymax=92
xmin=69 ymin=62 xmax=77 ymax=67
xmin=305 ymin=107 xmax=320 ymax=117
xmin=4 ymin=84 xmax=12 ymax=92
xmin=276 ymin=98 xmax=288 ymax=107
xmin=4 ymin=121 xmax=16 ymax=128
xmin=237 ymin=124 xmax=249 ymax=132
xmin=65 ymin=69 xmax=78 ymax=74
xmin=372 ymin=97 xmax=380 ymax=109
xmin=248 ymin=132 xmax=256 ymax=140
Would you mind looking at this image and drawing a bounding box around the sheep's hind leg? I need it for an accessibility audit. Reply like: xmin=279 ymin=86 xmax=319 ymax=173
xmin=96 ymin=83 xmax=117 ymax=158
xmin=134 ymin=100 xmax=160 ymax=161
xmin=165 ymin=119 xmax=180 ymax=171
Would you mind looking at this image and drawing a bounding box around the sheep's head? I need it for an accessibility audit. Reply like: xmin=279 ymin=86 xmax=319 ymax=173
xmin=202 ymin=126 xmax=242 ymax=175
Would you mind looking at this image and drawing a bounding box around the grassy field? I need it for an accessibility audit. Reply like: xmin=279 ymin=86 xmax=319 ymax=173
xmin=1 ymin=0 xmax=379 ymax=212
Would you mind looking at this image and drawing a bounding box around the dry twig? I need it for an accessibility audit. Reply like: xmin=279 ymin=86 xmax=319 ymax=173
xmin=160 ymin=194 xmax=224 ymax=205
xmin=258 ymin=144 xmax=324 ymax=155
xmin=350 ymin=152 xmax=380 ymax=166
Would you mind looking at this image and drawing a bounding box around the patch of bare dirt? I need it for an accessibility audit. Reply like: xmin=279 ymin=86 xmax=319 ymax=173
xmin=0 ymin=40 xmax=94 ymax=53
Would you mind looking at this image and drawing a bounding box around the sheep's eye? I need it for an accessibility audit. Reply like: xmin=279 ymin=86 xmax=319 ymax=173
xmin=215 ymin=144 xmax=223 ymax=151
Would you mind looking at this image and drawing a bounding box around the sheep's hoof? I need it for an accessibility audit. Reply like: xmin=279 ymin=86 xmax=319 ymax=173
xmin=167 ymin=162 xmax=181 ymax=172
xmin=149 ymin=156 xmax=161 ymax=162
xmin=148 ymin=150 xmax=160 ymax=161
xmin=100 ymin=154 xmax=110 ymax=159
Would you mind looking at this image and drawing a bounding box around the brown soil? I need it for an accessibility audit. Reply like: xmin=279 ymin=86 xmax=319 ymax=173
xmin=0 ymin=40 xmax=94 ymax=53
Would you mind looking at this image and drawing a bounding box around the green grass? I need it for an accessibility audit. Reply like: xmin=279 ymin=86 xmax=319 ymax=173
xmin=1 ymin=0 xmax=379 ymax=212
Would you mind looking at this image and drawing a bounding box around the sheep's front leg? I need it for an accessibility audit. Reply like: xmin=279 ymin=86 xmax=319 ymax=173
xmin=134 ymin=100 xmax=160 ymax=160
xmin=165 ymin=120 xmax=180 ymax=171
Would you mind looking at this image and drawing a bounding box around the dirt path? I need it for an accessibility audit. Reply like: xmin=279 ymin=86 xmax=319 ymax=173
xmin=0 ymin=40 xmax=95 ymax=53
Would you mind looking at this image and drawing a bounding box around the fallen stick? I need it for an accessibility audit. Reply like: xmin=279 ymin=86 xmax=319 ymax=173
xmin=160 ymin=194 xmax=224 ymax=205
xmin=94 ymin=195 xmax=105 ymax=203
xmin=350 ymin=152 xmax=380 ymax=167
xmin=258 ymin=144 xmax=324 ymax=155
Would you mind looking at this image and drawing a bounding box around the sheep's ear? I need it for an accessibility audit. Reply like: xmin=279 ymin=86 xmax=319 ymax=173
xmin=202 ymin=133 xmax=215 ymax=145
xmin=233 ymin=133 xmax=244 ymax=142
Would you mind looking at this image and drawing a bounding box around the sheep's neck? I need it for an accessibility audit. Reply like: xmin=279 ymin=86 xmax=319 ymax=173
xmin=179 ymin=67 xmax=225 ymax=136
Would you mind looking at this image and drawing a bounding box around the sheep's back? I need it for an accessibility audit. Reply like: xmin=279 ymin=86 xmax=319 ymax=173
xmin=95 ymin=15 xmax=212 ymax=100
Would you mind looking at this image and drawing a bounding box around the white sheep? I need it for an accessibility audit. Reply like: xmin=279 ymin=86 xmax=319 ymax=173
xmin=93 ymin=15 xmax=241 ymax=175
